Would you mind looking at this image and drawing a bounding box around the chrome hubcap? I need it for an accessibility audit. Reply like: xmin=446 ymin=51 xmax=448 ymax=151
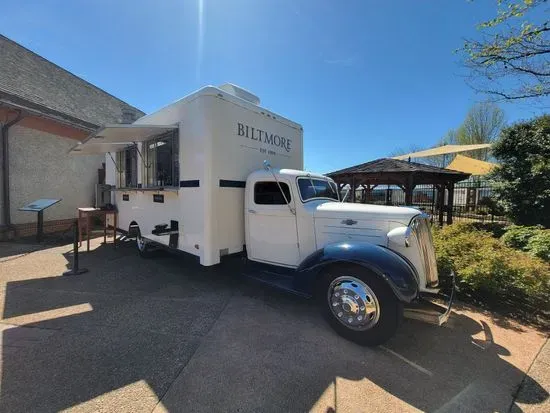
xmin=328 ymin=276 xmax=380 ymax=330
xmin=137 ymin=235 xmax=146 ymax=251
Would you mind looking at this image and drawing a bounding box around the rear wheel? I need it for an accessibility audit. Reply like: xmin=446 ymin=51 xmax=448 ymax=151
xmin=136 ymin=231 xmax=155 ymax=258
xmin=319 ymin=265 xmax=402 ymax=346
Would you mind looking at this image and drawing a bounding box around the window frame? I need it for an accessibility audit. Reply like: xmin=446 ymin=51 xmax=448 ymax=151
xmin=253 ymin=181 xmax=293 ymax=206
xmin=116 ymin=146 xmax=138 ymax=189
xmin=296 ymin=177 xmax=340 ymax=203
xmin=142 ymin=131 xmax=179 ymax=188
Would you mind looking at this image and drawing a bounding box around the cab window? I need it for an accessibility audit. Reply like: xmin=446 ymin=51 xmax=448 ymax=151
xmin=297 ymin=178 xmax=339 ymax=202
xmin=254 ymin=181 xmax=291 ymax=205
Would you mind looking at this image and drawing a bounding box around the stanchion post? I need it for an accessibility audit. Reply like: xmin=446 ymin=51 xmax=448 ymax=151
xmin=37 ymin=210 xmax=44 ymax=243
xmin=64 ymin=218 xmax=89 ymax=276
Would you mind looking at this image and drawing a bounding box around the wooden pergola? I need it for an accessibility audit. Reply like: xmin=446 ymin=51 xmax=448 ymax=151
xmin=327 ymin=158 xmax=470 ymax=225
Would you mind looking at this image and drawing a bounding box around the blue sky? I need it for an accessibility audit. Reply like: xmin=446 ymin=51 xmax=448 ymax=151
xmin=1 ymin=0 xmax=547 ymax=173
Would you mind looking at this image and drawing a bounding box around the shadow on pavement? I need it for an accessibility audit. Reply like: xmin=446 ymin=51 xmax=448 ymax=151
xmin=0 ymin=231 xmax=75 ymax=260
xmin=0 ymin=239 xmax=548 ymax=412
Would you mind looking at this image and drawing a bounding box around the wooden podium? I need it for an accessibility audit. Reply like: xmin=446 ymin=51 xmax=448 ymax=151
xmin=78 ymin=207 xmax=118 ymax=252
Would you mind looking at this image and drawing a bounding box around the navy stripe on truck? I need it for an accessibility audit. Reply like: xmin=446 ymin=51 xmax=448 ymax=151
xmin=219 ymin=180 xmax=246 ymax=188
xmin=180 ymin=180 xmax=200 ymax=187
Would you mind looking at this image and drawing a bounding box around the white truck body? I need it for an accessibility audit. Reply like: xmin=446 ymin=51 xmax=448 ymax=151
xmin=79 ymin=85 xmax=303 ymax=266
xmin=71 ymin=84 xmax=451 ymax=346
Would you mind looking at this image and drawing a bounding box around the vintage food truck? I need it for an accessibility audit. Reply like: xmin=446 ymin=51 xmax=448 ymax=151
xmin=71 ymin=84 xmax=453 ymax=345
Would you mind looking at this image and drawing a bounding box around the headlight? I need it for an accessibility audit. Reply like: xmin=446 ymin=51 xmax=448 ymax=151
xmin=387 ymin=226 xmax=412 ymax=248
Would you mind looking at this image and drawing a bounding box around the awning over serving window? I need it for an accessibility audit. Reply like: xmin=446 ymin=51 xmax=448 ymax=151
xmin=70 ymin=142 xmax=133 ymax=155
xmin=69 ymin=124 xmax=177 ymax=155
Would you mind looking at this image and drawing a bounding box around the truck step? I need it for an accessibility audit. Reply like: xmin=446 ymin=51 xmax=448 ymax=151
xmin=242 ymin=270 xmax=310 ymax=298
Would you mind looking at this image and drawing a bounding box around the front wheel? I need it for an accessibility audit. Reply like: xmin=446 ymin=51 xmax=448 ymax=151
xmin=320 ymin=265 xmax=402 ymax=346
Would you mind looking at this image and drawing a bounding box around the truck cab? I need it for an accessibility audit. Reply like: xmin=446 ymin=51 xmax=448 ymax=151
xmin=243 ymin=167 xmax=450 ymax=345
xmin=245 ymin=168 xmax=438 ymax=290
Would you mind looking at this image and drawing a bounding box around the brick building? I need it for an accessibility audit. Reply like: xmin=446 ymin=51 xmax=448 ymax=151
xmin=0 ymin=35 xmax=144 ymax=239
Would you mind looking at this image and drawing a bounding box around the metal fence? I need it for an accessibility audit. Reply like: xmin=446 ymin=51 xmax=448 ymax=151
xmin=348 ymin=179 xmax=511 ymax=225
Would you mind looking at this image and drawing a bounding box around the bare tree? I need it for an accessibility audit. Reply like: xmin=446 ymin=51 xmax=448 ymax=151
xmin=389 ymin=102 xmax=505 ymax=164
xmin=457 ymin=102 xmax=505 ymax=144
xmin=461 ymin=0 xmax=549 ymax=101
xmin=388 ymin=138 xmax=452 ymax=168
xmin=451 ymin=102 xmax=506 ymax=161
xmin=388 ymin=144 xmax=425 ymax=160
xmin=452 ymin=102 xmax=506 ymax=160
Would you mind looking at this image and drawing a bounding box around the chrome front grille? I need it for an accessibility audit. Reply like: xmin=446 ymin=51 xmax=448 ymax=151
xmin=411 ymin=215 xmax=439 ymax=288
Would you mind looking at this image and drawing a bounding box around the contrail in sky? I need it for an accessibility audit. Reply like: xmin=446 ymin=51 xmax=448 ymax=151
xmin=196 ymin=0 xmax=204 ymax=82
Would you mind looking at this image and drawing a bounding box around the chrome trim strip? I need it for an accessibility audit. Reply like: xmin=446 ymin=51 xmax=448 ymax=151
xmin=410 ymin=215 xmax=439 ymax=288
xmin=438 ymin=271 xmax=456 ymax=325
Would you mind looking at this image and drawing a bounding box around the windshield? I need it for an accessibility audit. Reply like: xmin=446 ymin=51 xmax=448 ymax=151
xmin=297 ymin=178 xmax=339 ymax=202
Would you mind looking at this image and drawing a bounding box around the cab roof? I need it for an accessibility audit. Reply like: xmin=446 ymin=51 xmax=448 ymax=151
xmin=248 ymin=169 xmax=332 ymax=181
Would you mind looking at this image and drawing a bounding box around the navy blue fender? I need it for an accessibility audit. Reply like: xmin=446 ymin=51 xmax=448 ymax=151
xmin=293 ymin=242 xmax=419 ymax=303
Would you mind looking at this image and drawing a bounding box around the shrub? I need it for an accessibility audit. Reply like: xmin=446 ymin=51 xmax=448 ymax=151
xmin=501 ymin=225 xmax=542 ymax=250
xmin=477 ymin=196 xmax=505 ymax=216
xmin=446 ymin=222 xmax=507 ymax=238
xmin=468 ymin=222 xmax=507 ymax=238
xmin=490 ymin=115 xmax=550 ymax=228
xmin=526 ymin=231 xmax=550 ymax=262
xmin=432 ymin=223 xmax=550 ymax=311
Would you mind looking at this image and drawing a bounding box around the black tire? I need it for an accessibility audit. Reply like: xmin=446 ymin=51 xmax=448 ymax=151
xmin=319 ymin=264 xmax=402 ymax=346
xmin=136 ymin=231 xmax=155 ymax=258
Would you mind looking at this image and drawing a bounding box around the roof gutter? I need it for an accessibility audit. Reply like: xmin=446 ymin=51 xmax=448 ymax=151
xmin=2 ymin=109 xmax=24 ymax=227
xmin=0 ymin=95 xmax=97 ymax=133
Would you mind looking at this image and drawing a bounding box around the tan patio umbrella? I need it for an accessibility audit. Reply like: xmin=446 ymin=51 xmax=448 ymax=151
xmin=446 ymin=154 xmax=497 ymax=176
xmin=392 ymin=143 xmax=492 ymax=160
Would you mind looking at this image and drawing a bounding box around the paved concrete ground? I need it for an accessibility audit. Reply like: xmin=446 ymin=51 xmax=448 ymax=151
xmin=0 ymin=237 xmax=548 ymax=412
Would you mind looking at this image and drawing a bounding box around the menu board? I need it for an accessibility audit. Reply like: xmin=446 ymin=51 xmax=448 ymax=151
xmin=19 ymin=199 xmax=61 ymax=212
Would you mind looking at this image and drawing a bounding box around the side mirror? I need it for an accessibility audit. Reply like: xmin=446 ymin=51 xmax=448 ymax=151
xmin=262 ymin=160 xmax=295 ymax=215
xmin=341 ymin=188 xmax=350 ymax=202
xmin=387 ymin=226 xmax=412 ymax=248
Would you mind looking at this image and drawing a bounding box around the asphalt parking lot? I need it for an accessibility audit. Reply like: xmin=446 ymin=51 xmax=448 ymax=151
xmin=1 ymin=236 xmax=548 ymax=413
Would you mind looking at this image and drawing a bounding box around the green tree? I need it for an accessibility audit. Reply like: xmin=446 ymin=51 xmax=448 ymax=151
xmin=490 ymin=115 xmax=550 ymax=227
xmin=462 ymin=0 xmax=549 ymax=101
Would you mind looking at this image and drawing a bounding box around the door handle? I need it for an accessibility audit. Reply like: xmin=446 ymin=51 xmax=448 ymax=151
xmin=248 ymin=209 xmax=256 ymax=214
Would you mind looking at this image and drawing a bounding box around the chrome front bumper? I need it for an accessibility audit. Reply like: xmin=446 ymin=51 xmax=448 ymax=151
xmin=404 ymin=271 xmax=456 ymax=326
xmin=438 ymin=271 xmax=456 ymax=325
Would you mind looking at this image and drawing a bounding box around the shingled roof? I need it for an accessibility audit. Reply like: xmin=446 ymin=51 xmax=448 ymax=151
xmin=328 ymin=158 xmax=470 ymax=225
xmin=328 ymin=158 xmax=469 ymax=185
xmin=0 ymin=35 xmax=144 ymax=130
xmin=329 ymin=158 xmax=467 ymax=176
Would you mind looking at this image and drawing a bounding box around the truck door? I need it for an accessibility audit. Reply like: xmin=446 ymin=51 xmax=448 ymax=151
xmin=246 ymin=180 xmax=300 ymax=267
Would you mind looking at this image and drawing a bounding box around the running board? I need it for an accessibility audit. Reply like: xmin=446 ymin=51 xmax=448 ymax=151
xmin=405 ymin=271 xmax=455 ymax=326
xmin=242 ymin=270 xmax=311 ymax=298
xmin=404 ymin=299 xmax=450 ymax=326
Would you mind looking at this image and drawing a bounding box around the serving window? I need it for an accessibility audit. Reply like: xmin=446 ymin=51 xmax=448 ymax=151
xmin=116 ymin=146 xmax=138 ymax=188
xmin=143 ymin=131 xmax=179 ymax=187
